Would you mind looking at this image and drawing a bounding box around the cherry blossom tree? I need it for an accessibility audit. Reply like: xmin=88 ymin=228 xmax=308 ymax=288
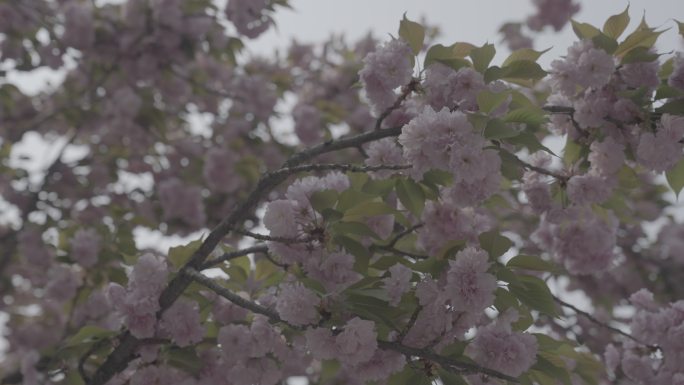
xmin=0 ymin=0 xmax=683 ymax=384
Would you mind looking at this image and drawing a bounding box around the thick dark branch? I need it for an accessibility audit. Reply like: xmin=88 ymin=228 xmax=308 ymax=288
xmin=201 ymin=245 xmax=269 ymax=269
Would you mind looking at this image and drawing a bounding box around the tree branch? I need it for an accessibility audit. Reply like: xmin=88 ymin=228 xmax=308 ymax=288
xmin=89 ymin=125 xmax=405 ymax=385
xmin=374 ymin=78 xmax=419 ymax=130
xmin=277 ymin=163 xmax=410 ymax=175
xmin=184 ymin=268 xmax=284 ymax=323
xmin=201 ymin=245 xmax=269 ymax=269
xmin=552 ymin=295 xmax=659 ymax=351
xmin=231 ymin=229 xmax=310 ymax=245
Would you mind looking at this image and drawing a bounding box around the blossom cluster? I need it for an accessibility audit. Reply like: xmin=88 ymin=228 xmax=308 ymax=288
xmin=604 ymin=289 xmax=684 ymax=385
xmin=106 ymin=254 xmax=170 ymax=338
xmin=399 ymin=107 xmax=502 ymax=204
xmin=263 ymin=173 xmax=363 ymax=292
xmin=403 ymin=247 xmax=497 ymax=349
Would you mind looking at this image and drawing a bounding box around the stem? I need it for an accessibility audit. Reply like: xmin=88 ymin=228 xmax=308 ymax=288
xmin=374 ymin=78 xmax=419 ymax=130
xmin=552 ymin=295 xmax=659 ymax=351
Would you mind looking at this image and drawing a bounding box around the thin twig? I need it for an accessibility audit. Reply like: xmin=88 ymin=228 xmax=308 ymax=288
xmin=552 ymin=295 xmax=659 ymax=351
xmin=503 ymin=149 xmax=568 ymax=182
xmin=399 ymin=304 xmax=423 ymax=342
xmin=184 ymin=268 xmax=284 ymax=323
xmin=201 ymin=245 xmax=269 ymax=269
xmin=276 ymin=163 xmax=411 ymax=175
xmin=374 ymin=78 xmax=419 ymax=130
xmin=386 ymin=223 xmax=424 ymax=249
xmin=372 ymin=245 xmax=429 ymax=260
xmin=377 ymin=340 xmax=519 ymax=383
xmin=232 ymin=229 xmax=309 ymax=245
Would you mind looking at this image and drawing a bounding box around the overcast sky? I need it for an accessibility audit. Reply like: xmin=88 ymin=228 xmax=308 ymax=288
xmin=250 ymin=0 xmax=683 ymax=64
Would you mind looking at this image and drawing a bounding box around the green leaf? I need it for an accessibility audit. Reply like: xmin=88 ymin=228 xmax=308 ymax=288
xmin=321 ymin=208 xmax=343 ymax=221
xmin=503 ymin=107 xmax=546 ymax=126
xmin=478 ymin=231 xmax=513 ymax=258
xmin=332 ymin=221 xmax=379 ymax=239
xmin=620 ymin=46 xmax=660 ymax=64
xmin=513 ymin=308 xmax=535 ymax=331
xmin=399 ymin=13 xmax=425 ymax=55
xmin=655 ymin=98 xmax=684 ymax=114
xmin=507 ymin=131 xmax=555 ymax=155
xmin=484 ymin=119 xmax=519 ymax=140
xmin=603 ymin=6 xmax=630 ymax=39
xmin=66 ymin=326 xmax=116 ymax=347
xmin=469 ymin=43 xmax=496 ymax=73
xmin=494 ymin=287 xmax=519 ymax=312
xmin=591 ymin=33 xmax=618 ymax=54
xmin=477 ymin=90 xmax=510 ymax=114
xmin=342 ymin=201 xmax=398 ymax=221
xmin=362 ymin=178 xmax=396 ymax=196
xmin=436 ymin=239 xmax=466 ymax=260
xmin=421 ymin=169 xmax=453 ymax=187
xmin=666 ymin=158 xmax=684 ymax=199
xmin=411 ymin=258 xmax=448 ymax=276
xmin=497 ymin=149 xmax=524 ymax=180
xmin=451 ymin=42 xmax=477 ymax=58
xmin=677 ymin=19 xmax=684 ymax=38
xmin=388 ymin=367 xmax=433 ymax=385
xmin=509 ymin=275 xmax=559 ymax=317
xmin=223 ymin=265 xmax=248 ymax=283
xmin=660 ymin=57 xmax=675 ymax=79
xmin=507 ymin=255 xmax=560 ymax=273
xmin=502 ymin=47 xmax=550 ymax=67
xmin=614 ymin=27 xmax=665 ymax=58
xmin=654 ymin=85 xmax=682 ymax=100
xmin=534 ymin=333 xmax=568 ymax=352
xmin=166 ymin=347 xmax=202 ymax=375
xmin=563 ymin=136 xmax=584 ymax=166
xmin=309 ymin=189 xmax=338 ymax=212
xmin=495 ymin=266 xmax=519 ymax=286
xmin=336 ymin=189 xmax=375 ymax=211
xmin=501 ymin=60 xmax=548 ymax=81
xmin=533 ymin=355 xmax=572 ymax=385
xmin=334 ymin=235 xmax=371 ymax=271
xmin=438 ymin=369 xmax=469 ymax=385
xmin=424 ymin=44 xmax=471 ymax=71
xmin=168 ymin=239 xmax=203 ymax=269
xmin=571 ymin=20 xmax=601 ymax=39
xmin=65 ymin=371 xmax=86 ymax=385
xmin=395 ymin=178 xmax=425 ymax=217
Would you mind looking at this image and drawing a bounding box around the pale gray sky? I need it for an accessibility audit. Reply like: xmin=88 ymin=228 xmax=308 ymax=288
xmin=251 ymin=0 xmax=684 ymax=64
